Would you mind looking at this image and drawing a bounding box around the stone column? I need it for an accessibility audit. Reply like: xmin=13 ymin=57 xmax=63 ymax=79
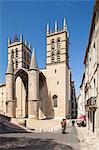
xmin=6 ymin=74 xmax=15 ymax=117
xmin=28 ymin=48 xmax=39 ymax=119
xmin=28 ymin=70 xmax=39 ymax=118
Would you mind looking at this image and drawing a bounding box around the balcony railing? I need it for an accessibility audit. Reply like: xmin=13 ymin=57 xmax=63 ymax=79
xmin=87 ymin=96 xmax=97 ymax=108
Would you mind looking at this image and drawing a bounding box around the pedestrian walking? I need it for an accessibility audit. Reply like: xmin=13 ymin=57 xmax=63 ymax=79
xmin=72 ymin=120 xmax=75 ymax=126
xmin=61 ymin=119 xmax=67 ymax=134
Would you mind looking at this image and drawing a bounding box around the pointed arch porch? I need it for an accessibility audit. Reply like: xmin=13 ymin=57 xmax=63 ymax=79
xmin=14 ymin=69 xmax=28 ymax=118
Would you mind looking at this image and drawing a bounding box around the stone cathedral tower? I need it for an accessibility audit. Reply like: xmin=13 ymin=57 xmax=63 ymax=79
xmin=0 ymin=18 xmax=70 ymax=129
xmin=42 ymin=18 xmax=70 ymax=119
xmin=6 ymin=35 xmax=33 ymax=118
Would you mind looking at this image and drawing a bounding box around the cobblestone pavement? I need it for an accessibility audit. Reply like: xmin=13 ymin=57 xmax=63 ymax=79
xmin=0 ymin=124 xmax=98 ymax=150
xmin=76 ymin=125 xmax=99 ymax=150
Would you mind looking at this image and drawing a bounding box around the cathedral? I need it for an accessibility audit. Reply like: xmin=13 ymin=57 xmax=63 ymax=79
xmin=0 ymin=18 xmax=71 ymax=128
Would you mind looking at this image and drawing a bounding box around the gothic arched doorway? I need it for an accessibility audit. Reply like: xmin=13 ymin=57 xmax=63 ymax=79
xmin=15 ymin=69 xmax=28 ymax=118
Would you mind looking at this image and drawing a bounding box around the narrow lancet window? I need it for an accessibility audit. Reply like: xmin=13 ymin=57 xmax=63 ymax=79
xmin=16 ymin=60 xmax=18 ymax=68
xmin=51 ymin=52 xmax=55 ymax=63
xmin=57 ymin=38 xmax=61 ymax=50
xmin=16 ymin=48 xmax=18 ymax=58
xmin=51 ymin=39 xmax=55 ymax=50
xmin=52 ymin=95 xmax=58 ymax=107
xmin=12 ymin=49 xmax=14 ymax=58
xmin=57 ymin=50 xmax=60 ymax=62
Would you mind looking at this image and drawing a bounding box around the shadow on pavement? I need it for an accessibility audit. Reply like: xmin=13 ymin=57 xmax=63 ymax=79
xmin=0 ymin=114 xmax=27 ymax=133
xmin=0 ymin=122 xmax=27 ymax=133
xmin=0 ymin=137 xmax=74 ymax=150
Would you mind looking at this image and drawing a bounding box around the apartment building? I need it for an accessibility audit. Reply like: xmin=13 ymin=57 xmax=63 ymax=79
xmin=83 ymin=0 xmax=99 ymax=135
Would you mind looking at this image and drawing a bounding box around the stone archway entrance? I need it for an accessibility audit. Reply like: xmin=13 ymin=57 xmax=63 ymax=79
xmin=15 ymin=69 xmax=28 ymax=118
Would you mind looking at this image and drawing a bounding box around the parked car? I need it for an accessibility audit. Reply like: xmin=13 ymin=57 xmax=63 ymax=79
xmin=76 ymin=115 xmax=86 ymax=127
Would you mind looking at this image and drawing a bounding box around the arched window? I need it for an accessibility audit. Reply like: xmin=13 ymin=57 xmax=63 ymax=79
xmin=52 ymin=95 xmax=58 ymax=107
xmin=16 ymin=60 xmax=18 ymax=68
xmin=51 ymin=52 xmax=55 ymax=63
xmin=51 ymin=39 xmax=55 ymax=50
xmin=16 ymin=48 xmax=18 ymax=58
xmin=12 ymin=49 xmax=14 ymax=58
xmin=57 ymin=38 xmax=61 ymax=50
xmin=57 ymin=50 xmax=60 ymax=62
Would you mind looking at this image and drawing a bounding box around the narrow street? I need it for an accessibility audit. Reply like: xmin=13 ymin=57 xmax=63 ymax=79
xmin=0 ymin=124 xmax=98 ymax=150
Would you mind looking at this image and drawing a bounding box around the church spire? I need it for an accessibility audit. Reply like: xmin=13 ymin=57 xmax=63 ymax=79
xmin=6 ymin=54 xmax=14 ymax=75
xmin=20 ymin=34 xmax=23 ymax=42
xmin=29 ymin=48 xmax=38 ymax=70
xmin=47 ymin=23 xmax=50 ymax=34
xmin=8 ymin=37 xmax=11 ymax=46
xmin=63 ymin=17 xmax=67 ymax=30
xmin=55 ymin=20 xmax=58 ymax=32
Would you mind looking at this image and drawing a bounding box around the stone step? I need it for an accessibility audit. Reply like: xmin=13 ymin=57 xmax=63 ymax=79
xmin=11 ymin=118 xmax=63 ymax=132
xmin=11 ymin=118 xmax=71 ymax=132
xmin=26 ymin=118 xmax=62 ymax=132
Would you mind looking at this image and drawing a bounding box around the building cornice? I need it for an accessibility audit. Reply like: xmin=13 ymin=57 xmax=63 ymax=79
xmin=0 ymin=83 xmax=6 ymax=87
xmin=47 ymin=30 xmax=66 ymax=37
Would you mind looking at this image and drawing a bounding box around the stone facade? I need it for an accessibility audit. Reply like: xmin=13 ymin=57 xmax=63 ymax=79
xmin=68 ymin=70 xmax=77 ymax=119
xmin=79 ymin=0 xmax=99 ymax=136
xmin=0 ymin=83 xmax=6 ymax=115
xmin=0 ymin=18 xmax=72 ymax=127
xmin=77 ymin=73 xmax=86 ymax=117
xmin=70 ymin=80 xmax=77 ymax=119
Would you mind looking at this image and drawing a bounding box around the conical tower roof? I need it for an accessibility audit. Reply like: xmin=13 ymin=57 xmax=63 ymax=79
xmin=29 ymin=48 xmax=38 ymax=70
xmin=6 ymin=54 xmax=14 ymax=75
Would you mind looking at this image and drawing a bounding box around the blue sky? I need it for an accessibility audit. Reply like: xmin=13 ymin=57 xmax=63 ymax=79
xmin=0 ymin=0 xmax=95 ymax=95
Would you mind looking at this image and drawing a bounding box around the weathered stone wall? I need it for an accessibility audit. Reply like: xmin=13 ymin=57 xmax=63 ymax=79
xmin=0 ymin=84 xmax=6 ymax=115
xmin=39 ymin=74 xmax=53 ymax=119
